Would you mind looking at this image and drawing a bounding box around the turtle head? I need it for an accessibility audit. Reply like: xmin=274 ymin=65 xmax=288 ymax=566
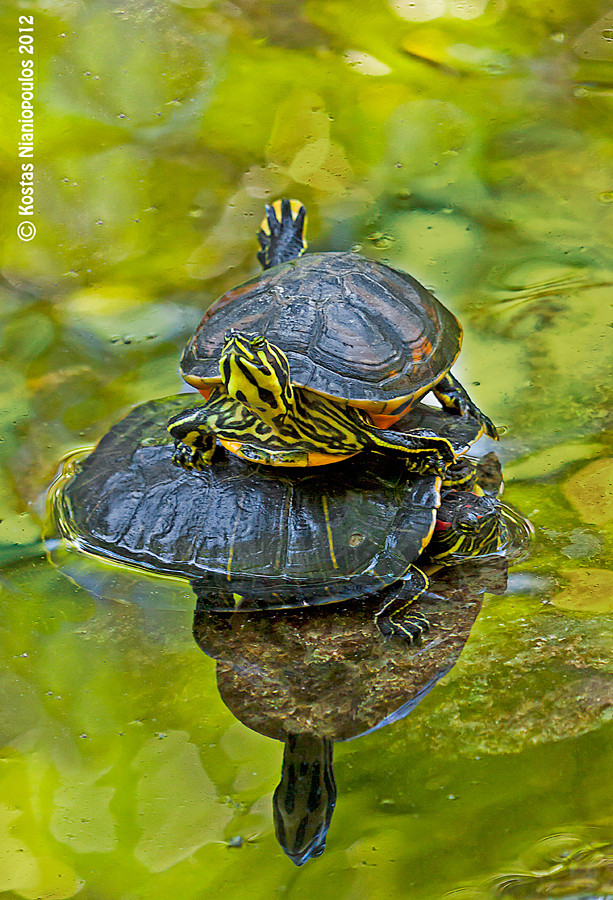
xmin=220 ymin=330 xmax=295 ymax=424
xmin=431 ymin=491 xmax=505 ymax=561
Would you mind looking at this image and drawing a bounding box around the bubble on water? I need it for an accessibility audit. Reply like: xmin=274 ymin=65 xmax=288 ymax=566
xmin=368 ymin=231 xmax=395 ymax=249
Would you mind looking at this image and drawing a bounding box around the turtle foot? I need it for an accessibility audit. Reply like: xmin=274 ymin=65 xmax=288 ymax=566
xmin=433 ymin=373 xmax=499 ymax=440
xmin=376 ymin=611 xmax=431 ymax=644
xmin=406 ymin=454 xmax=446 ymax=478
xmin=172 ymin=442 xmax=210 ymax=471
xmin=451 ymin=400 xmax=498 ymax=442
xmin=474 ymin=410 xmax=498 ymax=441
xmin=257 ymin=199 xmax=307 ymax=270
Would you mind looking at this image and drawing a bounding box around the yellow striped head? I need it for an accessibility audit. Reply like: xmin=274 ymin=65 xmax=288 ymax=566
xmin=432 ymin=492 xmax=503 ymax=561
xmin=220 ymin=330 xmax=295 ymax=422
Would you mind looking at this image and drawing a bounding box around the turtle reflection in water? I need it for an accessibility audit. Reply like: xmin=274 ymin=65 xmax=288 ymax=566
xmin=51 ymin=395 xmax=509 ymax=641
xmin=193 ymin=559 xmax=509 ymax=865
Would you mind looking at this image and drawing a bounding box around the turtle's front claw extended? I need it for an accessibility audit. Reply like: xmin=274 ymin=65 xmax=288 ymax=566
xmin=459 ymin=398 xmax=498 ymax=441
xmin=172 ymin=442 xmax=206 ymax=471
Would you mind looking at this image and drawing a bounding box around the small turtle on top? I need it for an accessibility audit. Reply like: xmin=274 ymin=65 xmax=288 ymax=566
xmin=169 ymin=199 xmax=497 ymax=470
xmin=168 ymin=329 xmax=457 ymax=471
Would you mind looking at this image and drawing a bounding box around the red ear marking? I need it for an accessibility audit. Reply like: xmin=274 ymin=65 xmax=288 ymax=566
xmin=434 ymin=519 xmax=452 ymax=532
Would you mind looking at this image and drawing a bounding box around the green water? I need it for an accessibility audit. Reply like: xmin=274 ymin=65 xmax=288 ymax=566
xmin=1 ymin=0 xmax=613 ymax=896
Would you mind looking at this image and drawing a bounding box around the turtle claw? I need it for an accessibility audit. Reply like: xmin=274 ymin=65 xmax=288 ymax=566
xmin=378 ymin=611 xmax=431 ymax=644
xmin=480 ymin=413 xmax=499 ymax=441
xmin=423 ymin=456 xmax=446 ymax=477
xmin=172 ymin=441 xmax=210 ymax=471
xmin=459 ymin=399 xmax=498 ymax=441
xmin=405 ymin=454 xmax=446 ymax=478
xmin=398 ymin=612 xmax=431 ymax=643
xmin=433 ymin=373 xmax=499 ymax=441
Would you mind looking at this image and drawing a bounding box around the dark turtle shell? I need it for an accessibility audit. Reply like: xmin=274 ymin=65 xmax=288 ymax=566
xmin=49 ymin=396 xmax=482 ymax=612
xmin=180 ymin=252 xmax=462 ymax=408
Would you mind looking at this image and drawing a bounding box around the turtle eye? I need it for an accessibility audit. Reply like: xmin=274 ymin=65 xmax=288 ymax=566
xmin=455 ymin=509 xmax=481 ymax=533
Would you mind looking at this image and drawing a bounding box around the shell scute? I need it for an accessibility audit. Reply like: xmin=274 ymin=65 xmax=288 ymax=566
xmin=182 ymin=252 xmax=462 ymax=405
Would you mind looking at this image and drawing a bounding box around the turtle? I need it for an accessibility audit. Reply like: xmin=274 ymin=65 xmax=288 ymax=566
xmin=193 ymin=558 xmax=509 ymax=864
xmin=167 ymin=329 xmax=458 ymax=473
xmin=50 ymin=395 xmax=509 ymax=642
xmin=170 ymin=199 xmax=497 ymax=470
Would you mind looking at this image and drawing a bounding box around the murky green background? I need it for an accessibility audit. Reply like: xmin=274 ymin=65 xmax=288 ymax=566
xmin=1 ymin=0 xmax=612 ymax=897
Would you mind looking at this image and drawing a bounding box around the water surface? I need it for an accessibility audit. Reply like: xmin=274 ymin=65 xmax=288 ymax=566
xmin=0 ymin=1 xmax=612 ymax=897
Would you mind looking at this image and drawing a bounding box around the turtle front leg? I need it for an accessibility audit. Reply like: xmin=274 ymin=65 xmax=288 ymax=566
xmin=167 ymin=406 xmax=217 ymax=470
xmin=374 ymin=567 xmax=431 ymax=642
xmin=369 ymin=426 xmax=456 ymax=476
xmin=433 ymin=373 xmax=498 ymax=440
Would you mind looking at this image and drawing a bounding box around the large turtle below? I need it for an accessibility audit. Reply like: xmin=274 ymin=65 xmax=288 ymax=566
xmin=49 ymin=395 xmax=508 ymax=641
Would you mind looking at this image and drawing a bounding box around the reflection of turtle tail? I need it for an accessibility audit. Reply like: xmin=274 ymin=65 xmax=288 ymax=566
xmin=273 ymin=734 xmax=336 ymax=866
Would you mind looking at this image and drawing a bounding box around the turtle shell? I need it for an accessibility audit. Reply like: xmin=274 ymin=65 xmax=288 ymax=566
xmin=180 ymin=252 xmax=462 ymax=409
xmin=49 ymin=396 xmax=482 ymax=612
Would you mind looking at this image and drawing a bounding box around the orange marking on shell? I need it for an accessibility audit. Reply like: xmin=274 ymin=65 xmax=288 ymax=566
xmin=412 ymin=336 xmax=433 ymax=362
xmin=197 ymin=386 xmax=212 ymax=401
xmin=368 ymin=411 xmax=407 ymax=428
xmin=200 ymin=280 xmax=257 ymax=325
xmin=367 ymin=395 xmax=414 ymax=428
xmin=219 ymin=439 xmax=252 ymax=460
xmin=305 ymin=450 xmax=358 ymax=467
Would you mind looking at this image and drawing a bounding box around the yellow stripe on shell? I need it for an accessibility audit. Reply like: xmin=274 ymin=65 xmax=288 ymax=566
xmin=321 ymin=496 xmax=338 ymax=569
